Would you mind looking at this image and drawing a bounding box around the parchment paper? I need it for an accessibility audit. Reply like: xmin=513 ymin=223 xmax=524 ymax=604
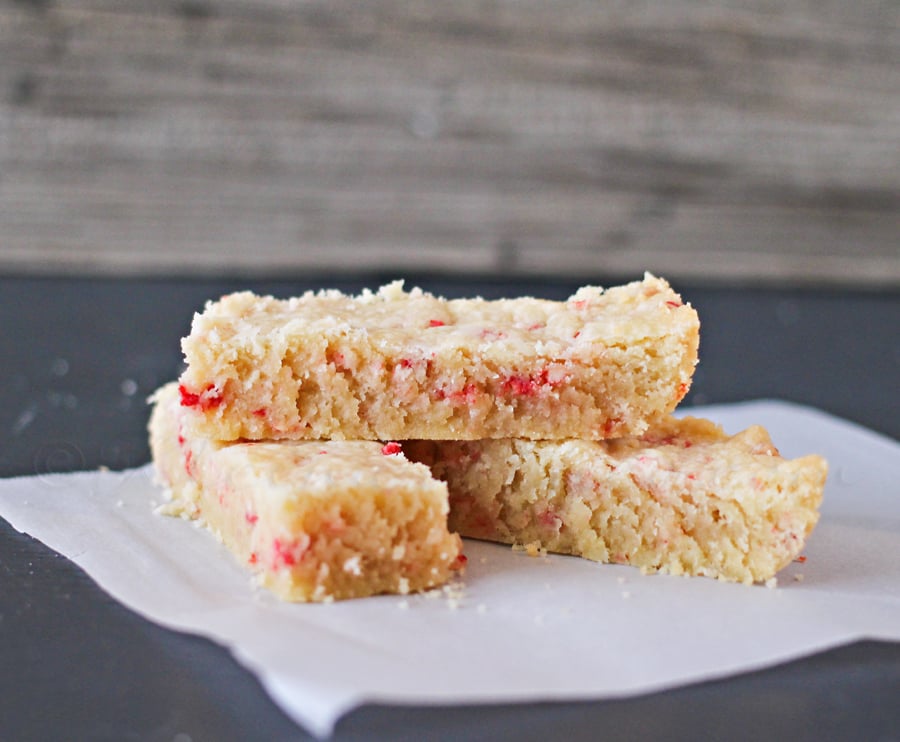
xmin=2 ymin=401 xmax=898 ymax=738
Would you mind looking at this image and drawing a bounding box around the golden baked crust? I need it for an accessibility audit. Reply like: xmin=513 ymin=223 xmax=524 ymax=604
xmin=405 ymin=416 xmax=826 ymax=584
xmin=149 ymin=383 xmax=462 ymax=602
xmin=178 ymin=274 xmax=699 ymax=442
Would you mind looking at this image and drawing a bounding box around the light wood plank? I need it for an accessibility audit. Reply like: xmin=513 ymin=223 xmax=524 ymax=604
xmin=0 ymin=1 xmax=897 ymax=284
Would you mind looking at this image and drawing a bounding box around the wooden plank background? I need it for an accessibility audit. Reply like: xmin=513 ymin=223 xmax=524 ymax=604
xmin=0 ymin=0 xmax=898 ymax=285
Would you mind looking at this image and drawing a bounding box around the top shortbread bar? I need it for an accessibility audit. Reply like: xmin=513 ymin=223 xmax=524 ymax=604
xmin=178 ymin=274 xmax=699 ymax=442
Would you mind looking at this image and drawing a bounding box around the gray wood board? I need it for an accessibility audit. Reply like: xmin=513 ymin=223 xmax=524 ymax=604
xmin=1 ymin=1 xmax=898 ymax=284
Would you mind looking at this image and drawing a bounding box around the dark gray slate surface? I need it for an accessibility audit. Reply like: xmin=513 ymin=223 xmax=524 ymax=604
xmin=1 ymin=275 xmax=898 ymax=741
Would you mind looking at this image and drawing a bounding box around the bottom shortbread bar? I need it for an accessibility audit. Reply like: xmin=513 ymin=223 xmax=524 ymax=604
xmin=149 ymin=383 xmax=462 ymax=602
xmin=405 ymin=417 xmax=826 ymax=584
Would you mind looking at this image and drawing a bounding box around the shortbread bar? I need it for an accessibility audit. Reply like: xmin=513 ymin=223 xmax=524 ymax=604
xmin=148 ymin=383 xmax=462 ymax=602
xmin=178 ymin=275 xmax=699 ymax=442
xmin=404 ymin=417 xmax=826 ymax=584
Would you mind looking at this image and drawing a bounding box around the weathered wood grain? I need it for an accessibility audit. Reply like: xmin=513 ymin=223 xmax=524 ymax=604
xmin=0 ymin=1 xmax=897 ymax=284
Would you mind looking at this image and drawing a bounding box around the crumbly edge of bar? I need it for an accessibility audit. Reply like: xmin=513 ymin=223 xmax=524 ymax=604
xmin=404 ymin=417 xmax=826 ymax=584
xmin=178 ymin=276 xmax=699 ymax=441
xmin=148 ymin=383 xmax=462 ymax=602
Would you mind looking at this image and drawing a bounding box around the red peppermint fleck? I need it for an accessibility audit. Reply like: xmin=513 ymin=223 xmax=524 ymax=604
xmin=245 ymin=512 xmax=259 ymax=525
xmin=177 ymin=434 xmax=185 ymax=447
xmin=399 ymin=358 xmax=414 ymax=368
xmin=272 ymin=536 xmax=309 ymax=569
xmin=429 ymin=319 xmax=445 ymax=327
xmin=501 ymin=369 xmax=550 ymax=397
xmin=794 ymin=555 xmax=807 ymax=564
xmin=504 ymin=375 xmax=536 ymax=396
xmin=537 ymin=508 xmax=562 ymax=532
xmin=381 ymin=442 xmax=403 ymax=456
xmin=248 ymin=552 xmax=258 ymax=565
xmin=203 ymin=388 xmax=224 ymax=410
xmin=455 ymin=384 xmax=480 ymax=404
xmin=676 ymin=382 xmax=689 ymax=400
xmin=665 ymin=300 xmax=682 ymax=309
xmin=179 ymin=383 xmax=224 ymax=411
xmin=273 ymin=539 xmax=296 ymax=567
xmin=602 ymin=417 xmax=623 ymax=436
xmin=687 ymin=473 xmax=697 ymax=480
xmin=179 ymin=384 xmax=201 ymax=407
xmin=252 ymin=407 xmax=267 ymax=417
xmin=480 ymin=328 xmax=507 ymax=341
xmin=571 ymin=299 xmax=589 ymax=310
xmin=434 ymin=383 xmax=479 ymax=404
xmin=451 ymin=553 xmax=468 ymax=570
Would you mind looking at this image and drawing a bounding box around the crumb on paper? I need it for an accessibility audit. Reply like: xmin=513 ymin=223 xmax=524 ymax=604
xmin=440 ymin=577 xmax=466 ymax=609
xmin=397 ymin=600 xmax=409 ymax=610
xmin=442 ymin=581 xmax=465 ymax=599
xmin=617 ymin=576 xmax=627 ymax=585
xmin=512 ymin=541 xmax=547 ymax=558
xmin=765 ymin=577 xmax=778 ymax=589
xmin=794 ymin=574 xmax=805 ymax=582
xmin=152 ymin=502 xmax=173 ymax=516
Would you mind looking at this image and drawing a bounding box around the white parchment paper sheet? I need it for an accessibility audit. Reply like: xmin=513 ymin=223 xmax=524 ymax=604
xmin=2 ymin=401 xmax=899 ymax=737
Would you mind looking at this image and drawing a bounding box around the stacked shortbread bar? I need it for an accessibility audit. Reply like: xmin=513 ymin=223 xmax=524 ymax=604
xmin=404 ymin=418 xmax=824 ymax=584
xmin=177 ymin=276 xmax=698 ymax=441
xmin=149 ymin=383 xmax=462 ymax=602
xmin=149 ymin=275 xmax=826 ymax=600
